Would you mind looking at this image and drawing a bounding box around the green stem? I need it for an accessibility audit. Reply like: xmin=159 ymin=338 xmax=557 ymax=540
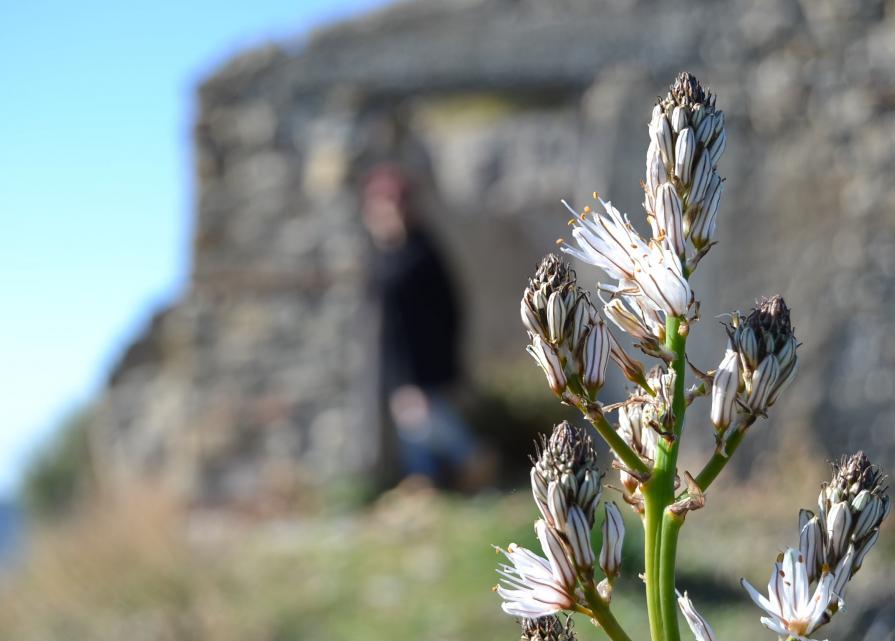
xmin=582 ymin=580 xmax=635 ymax=641
xmin=692 ymin=416 xmax=755 ymax=492
xmin=656 ymin=316 xmax=688 ymax=641
xmin=642 ymin=491 xmax=664 ymax=641
xmin=656 ymin=419 xmax=757 ymax=638
xmin=642 ymin=316 xmax=688 ymax=641
xmin=659 ymin=509 xmax=685 ymax=637
xmin=585 ymin=409 xmax=652 ymax=478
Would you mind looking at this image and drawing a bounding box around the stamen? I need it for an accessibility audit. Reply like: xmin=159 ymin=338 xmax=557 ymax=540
xmin=560 ymin=199 xmax=578 ymax=217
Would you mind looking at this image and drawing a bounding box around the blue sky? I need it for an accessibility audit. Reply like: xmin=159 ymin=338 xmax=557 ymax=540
xmin=0 ymin=0 xmax=390 ymax=497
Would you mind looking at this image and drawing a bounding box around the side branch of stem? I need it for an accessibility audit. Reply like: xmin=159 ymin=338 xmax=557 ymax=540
xmin=582 ymin=580 xmax=635 ymax=641
xmin=693 ymin=415 xmax=757 ymax=492
xmin=583 ymin=408 xmax=652 ymax=478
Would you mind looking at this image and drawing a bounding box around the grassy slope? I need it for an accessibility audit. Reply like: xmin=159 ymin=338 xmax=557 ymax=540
xmin=0 ymin=484 xmax=889 ymax=641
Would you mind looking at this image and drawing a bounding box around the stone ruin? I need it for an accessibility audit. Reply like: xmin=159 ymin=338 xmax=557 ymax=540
xmin=90 ymin=0 xmax=895 ymax=509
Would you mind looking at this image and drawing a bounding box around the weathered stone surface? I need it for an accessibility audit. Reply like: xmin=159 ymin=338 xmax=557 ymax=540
xmin=92 ymin=0 xmax=895 ymax=508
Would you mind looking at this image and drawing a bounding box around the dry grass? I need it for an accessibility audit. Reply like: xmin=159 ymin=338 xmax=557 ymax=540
xmin=0 ymin=478 xmax=890 ymax=641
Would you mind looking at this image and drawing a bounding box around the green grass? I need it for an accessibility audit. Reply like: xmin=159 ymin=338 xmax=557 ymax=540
xmin=1 ymin=485 xmax=888 ymax=641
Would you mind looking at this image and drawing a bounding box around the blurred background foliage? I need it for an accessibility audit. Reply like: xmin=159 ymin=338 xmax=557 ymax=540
xmin=21 ymin=410 xmax=95 ymax=520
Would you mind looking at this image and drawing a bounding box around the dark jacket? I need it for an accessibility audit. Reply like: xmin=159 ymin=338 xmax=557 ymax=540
xmin=371 ymin=228 xmax=461 ymax=393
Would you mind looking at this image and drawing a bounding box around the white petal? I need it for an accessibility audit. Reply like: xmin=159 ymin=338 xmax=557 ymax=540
xmin=677 ymin=591 xmax=718 ymax=641
xmin=741 ymin=577 xmax=778 ymax=618
xmin=759 ymin=616 xmax=789 ymax=637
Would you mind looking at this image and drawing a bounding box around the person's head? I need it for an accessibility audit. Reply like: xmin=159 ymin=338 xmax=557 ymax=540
xmin=360 ymin=165 xmax=413 ymax=249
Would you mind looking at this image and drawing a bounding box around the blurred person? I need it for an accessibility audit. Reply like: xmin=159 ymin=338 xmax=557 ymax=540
xmin=361 ymin=164 xmax=484 ymax=488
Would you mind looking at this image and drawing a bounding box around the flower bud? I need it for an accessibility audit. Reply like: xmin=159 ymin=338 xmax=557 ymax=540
xmin=667 ymin=72 xmax=713 ymax=109
xmin=727 ymin=296 xmax=799 ymax=414
xmin=688 ymin=151 xmax=712 ymax=208
xmin=527 ymin=335 xmax=567 ymax=396
xmin=645 ymin=142 xmax=666 ymax=197
xmin=599 ymin=502 xmax=625 ymax=581
xmin=853 ymin=529 xmax=879 ymax=573
xmin=709 ymin=128 xmax=726 ymax=167
xmin=811 ymin=451 xmax=890 ymax=600
xmin=645 ymin=73 xmax=725 ymax=263
xmin=798 ymin=509 xmax=824 ymax=583
xmin=523 ymin=256 xmax=611 ymax=396
xmin=690 ymin=174 xmax=722 ymax=248
xmin=547 ymin=480 xmax=569 ymax=530
xmin=520 ymin=616 xmax=577 ymax=641
xmin=536 ymin=519 xmax=577 ymax=589
xmin=713 ymin=111 xmax=725 ymax=138
xmin=531 ymin=467 xmax=550 ymax=523
xmin=852 ymin=491 xmax=885 ymax=540
xmin=532 ymin=422 xmax=604 ymax=527
xmin=736 ymin=326 xmax=759 ymax=370
xmin=546 ymin=291 xmax=567 ymax=344
xmin=671 ymin=105 xmax=688 ymax=132
xmin=521 ymin=297 xmax=545 ymax=337
xmin=579 ymin=320 xmax=609 ymax=395
xmin=568 ymin=294 xmax=592 ymax=353
xmin=578 ymin=469 xmax=601 ymax=519
xmin=618 ymin=403 xmax=653 ymax=457
xmin=690 ymin=102 xmax=705 ymax=127
xmin=565 ymin=506 xmax=595 ymax=572
xmin=768 ymin=337 xmax=799 ymax=406
xmin=522 ymin=254 xmax=579 ymax=344
xmin=650 ymin=112 xmax=674 ymax=167
xmin=607 ymin=330 xmax=649 ymax=388
xmin=695 ymin=113 xmax=715 ymax=144
xmin=747 ymin=355 xmax=779 ymax=411
xmin=674 ymin=127 xmax=696 ymax=184
xmin=710 ymin=347 xmax=739 ymax=431
xmin=560 ymin=471 xmax=578 ymax=497
xmin=655 ymin=183 xmax=685 ymax=255
xmin=830 ymin=547 xmax=853 ymax=606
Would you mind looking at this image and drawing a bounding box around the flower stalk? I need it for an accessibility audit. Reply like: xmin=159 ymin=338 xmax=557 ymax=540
xmin=642 ymin=315 xmax=687 ymax=641
xmin=581 ymin=580 xmax=634 ymax=641
xmin=692 ymin=416 xmax=755 ymax=491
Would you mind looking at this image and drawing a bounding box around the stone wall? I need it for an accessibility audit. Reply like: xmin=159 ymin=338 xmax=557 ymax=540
xmin=91 ymin=0 xmax=895 ymax=506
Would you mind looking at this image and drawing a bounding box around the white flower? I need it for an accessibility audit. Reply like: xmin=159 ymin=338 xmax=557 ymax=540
xmin=496 ymin=521 xmax=577 ymax=618
xmin=677 ymin=591 xmax=718 ymax=641
xmin=603 ymin=296 xmax=659 ymax=343
xmin=561 ymin=200 xmax=691 ymax=317
xmin=634 ymin=241 xmax=691 ymax=317
xmin=561 ymin=199 xmax=645 ymax=284
xmin=740 ymin=548 xmax=834 ymax=641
